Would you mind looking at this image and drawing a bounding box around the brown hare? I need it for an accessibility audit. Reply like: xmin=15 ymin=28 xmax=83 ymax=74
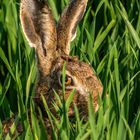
xmin=20 ymin=0 xmax=103 ymax=115
xmin=3 ymin=0 xmax=103 ymax=137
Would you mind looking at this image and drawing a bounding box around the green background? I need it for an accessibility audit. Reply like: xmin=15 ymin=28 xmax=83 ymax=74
xmin=0 ymin=0 xmax=140 ymax=139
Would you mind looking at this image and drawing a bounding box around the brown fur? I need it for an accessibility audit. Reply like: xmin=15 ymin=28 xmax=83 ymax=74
xmin=20 ymin=0 xmax=103 ymax=115
xmin=3 ymin=0 xmax=103 ymax=138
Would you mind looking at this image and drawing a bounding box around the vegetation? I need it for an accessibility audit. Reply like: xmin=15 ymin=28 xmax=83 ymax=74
xmin=0 ymin=0 xmax=140 ymax=139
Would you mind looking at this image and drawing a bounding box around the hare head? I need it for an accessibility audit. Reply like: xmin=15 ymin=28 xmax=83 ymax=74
xmin=20 ymin=0 xmax=103 ymax=116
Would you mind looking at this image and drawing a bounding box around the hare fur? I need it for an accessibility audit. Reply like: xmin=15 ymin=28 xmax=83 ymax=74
xmin=20 ymin=0 xmax=103 ymax=116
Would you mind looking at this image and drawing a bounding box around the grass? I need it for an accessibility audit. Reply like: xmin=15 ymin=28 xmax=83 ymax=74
xmin=0 ymin=0 xmax=140 ymax=139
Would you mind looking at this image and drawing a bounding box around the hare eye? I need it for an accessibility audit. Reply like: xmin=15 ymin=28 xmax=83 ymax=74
xmin=65 ymin=76 xmax=73 ymax=85
xmin=59 ymin=74 xmax=73 ymax=86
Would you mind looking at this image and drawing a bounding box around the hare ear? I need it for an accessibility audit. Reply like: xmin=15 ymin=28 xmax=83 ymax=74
xmin=20 ymin=0 xmax=57 ymax=48
xmin=20 ymin=0 xmax=57 ymax=75
xmin=57 ymin=0 xmax=88 ymax=55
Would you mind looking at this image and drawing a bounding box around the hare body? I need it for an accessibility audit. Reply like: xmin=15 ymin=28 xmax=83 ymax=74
xmin=20 ymin=0 xmax=103 ymax=116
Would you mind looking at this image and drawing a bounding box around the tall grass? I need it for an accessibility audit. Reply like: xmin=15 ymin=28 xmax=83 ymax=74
xmin=0 ymin=0 xmax=140 ymax=139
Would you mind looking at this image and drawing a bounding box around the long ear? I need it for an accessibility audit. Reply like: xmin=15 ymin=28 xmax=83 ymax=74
xmin=20 ymin=0 xmax=57 ymax=76
xmin=57 ymin=0 xmax=88 ymax=55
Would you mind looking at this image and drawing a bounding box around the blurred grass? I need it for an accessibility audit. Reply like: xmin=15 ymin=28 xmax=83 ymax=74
xmin=0 ymin=0 xmax=140 ymax=139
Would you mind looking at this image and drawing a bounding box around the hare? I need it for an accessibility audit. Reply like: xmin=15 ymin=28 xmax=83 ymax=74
xmin=2 ymin=0 xmax=103 ymax=137
xmin=20 ymin=0 xmax=103 ymax=116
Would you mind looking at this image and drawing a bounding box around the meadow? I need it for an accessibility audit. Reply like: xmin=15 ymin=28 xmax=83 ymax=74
xmin=0 ymin=0 xmax=140 ymax=139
